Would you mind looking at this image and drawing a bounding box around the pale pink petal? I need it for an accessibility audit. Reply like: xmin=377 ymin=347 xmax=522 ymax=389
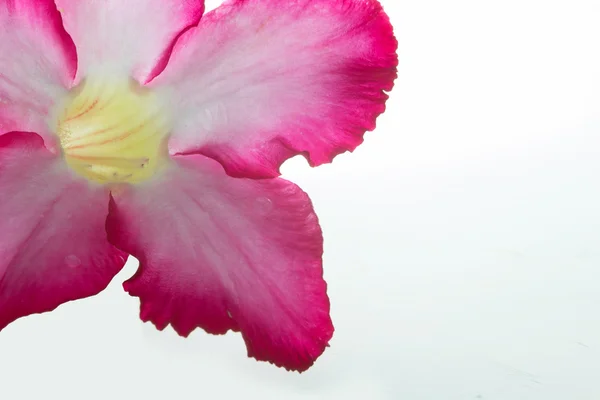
xmin=0 ymin=132 xmax=127 ymax=330
xmin=106 ymin=154 xmax=333 ymax=371
xmin=153 ymin=0 xmax=398 ymax=178
xmin=54 ymin=0 xmax=204 ymax=82
xmin=0 ymin=0 xmax=76 ymax=140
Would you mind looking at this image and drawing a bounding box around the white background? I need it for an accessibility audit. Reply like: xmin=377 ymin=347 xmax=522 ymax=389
xmin=2 ymin=0 xmax=600 ymax=399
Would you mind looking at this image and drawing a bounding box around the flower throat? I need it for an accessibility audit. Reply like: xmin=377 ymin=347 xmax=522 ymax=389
xmin=56 ymin=78 xmax=170 ymax=184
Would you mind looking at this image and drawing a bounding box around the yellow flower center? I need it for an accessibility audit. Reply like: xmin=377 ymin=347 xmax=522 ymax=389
xmin=56 ymin=78 xmax=170 ymax=184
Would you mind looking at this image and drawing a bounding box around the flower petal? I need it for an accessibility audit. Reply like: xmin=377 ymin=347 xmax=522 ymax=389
xmin=106 ymin=154 xmax=333 ymax=371
xmin=54 ymin=0 xmax=205 ymax=82
xmin=0 ymin=0 xmax=76 ymax=139
xmin=153 ymin=0 xmax=398 ymax=178
xmin=0 ymin=132 xmax=127 ymax=331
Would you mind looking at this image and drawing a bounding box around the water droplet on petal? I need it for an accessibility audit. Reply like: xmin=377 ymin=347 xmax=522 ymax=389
xmin=65 ymin=254 xmax=81 ymax=268
xmin=256 ymin=197 xmax=273 ymax=214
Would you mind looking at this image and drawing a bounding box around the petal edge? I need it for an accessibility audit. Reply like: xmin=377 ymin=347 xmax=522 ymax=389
xmin=155 ymin=0 xmax=398 ymax=178
xmin=0 ymin=132 xmax=127 ymax=330
xmin=107 ymin=155 xmax=333 ymax=371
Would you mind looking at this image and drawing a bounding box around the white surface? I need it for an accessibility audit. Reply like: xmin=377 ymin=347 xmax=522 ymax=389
xmin=2 ymin=0 xmax=600 ymax=399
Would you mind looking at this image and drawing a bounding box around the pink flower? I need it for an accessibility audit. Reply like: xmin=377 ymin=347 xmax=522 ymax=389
xmin=0 ymin=0 xmax=397 ymax=371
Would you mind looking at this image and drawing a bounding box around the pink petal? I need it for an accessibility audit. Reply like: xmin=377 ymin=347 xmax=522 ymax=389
xmin=0 ymin=1 xmax=76 ymax=139
xmin=54 ymin=0 xmax=205 ymax=83
xmin=0 ymin=132 xmax=127 ymax=331
xmin=106 ymin=154 xmax=333 ymax=371
xmin=153 ymin=0 xmax=398 ymax=178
